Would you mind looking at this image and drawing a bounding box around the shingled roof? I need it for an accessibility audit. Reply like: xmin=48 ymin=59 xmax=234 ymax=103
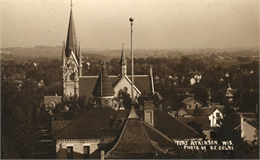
xmin=107 ymin=107 xmax=164 ymax=157
xmin=54 ymin=106 xmax=202 ymax=140
xmin=92 ymin=65 xmax=115 ymax=97
xmin=54 ymin=107 xmax=117 ymax=139
xmin=110 ymin=109 xmax=202 ymax=140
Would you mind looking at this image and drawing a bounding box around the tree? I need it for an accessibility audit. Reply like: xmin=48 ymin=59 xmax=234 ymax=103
xmin=116 ymin=87 xmax=132 ymax=109
xmin=213 ymin=105 xmax=248 ymax=159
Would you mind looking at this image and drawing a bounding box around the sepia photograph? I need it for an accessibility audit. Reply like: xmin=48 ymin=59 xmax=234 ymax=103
xmin=1 ymin=0 xmax=259 ymax=159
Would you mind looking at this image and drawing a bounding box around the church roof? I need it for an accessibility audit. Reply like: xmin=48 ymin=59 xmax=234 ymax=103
xmin=79 ymin=75 xmax=152 ymax=98
xmin=92 ymin=65 xmax=115 ymax=97
xmin=65 ymin=9 xmax=78 ymax=58
xmin=54 ymin=107 xmax=117 ymax=139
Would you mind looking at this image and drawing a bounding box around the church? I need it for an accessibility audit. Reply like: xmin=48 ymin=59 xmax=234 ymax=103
xmin=61 ymin=4 xmax=154 ymax=106
xmin=51 ymin=3 xmax=204 ymax=159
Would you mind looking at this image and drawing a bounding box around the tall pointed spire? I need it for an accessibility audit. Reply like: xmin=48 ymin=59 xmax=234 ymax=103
xmin=119 ymin=43 xmax=127 ymax=76
xmin=65 ymin=0 xmax=78 ymax=58
xmin=120 ymin=43 xmax=126 ymax=66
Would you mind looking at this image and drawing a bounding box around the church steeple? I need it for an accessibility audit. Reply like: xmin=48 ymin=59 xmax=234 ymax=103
xmin=62 ymin=1 xmax=80 ymax=98
xmin=119 ymin=43 xmax=127 ymax=76
xmin=65 ymin=3 xmax=78 ymax=58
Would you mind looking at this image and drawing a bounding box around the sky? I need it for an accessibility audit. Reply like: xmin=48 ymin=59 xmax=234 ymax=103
xmin=0 ymin=0 xmax=259 ymax=49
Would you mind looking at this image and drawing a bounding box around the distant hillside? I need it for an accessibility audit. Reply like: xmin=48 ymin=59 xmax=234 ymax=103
xmin=1 ymin=46 xmax=259 ymax=62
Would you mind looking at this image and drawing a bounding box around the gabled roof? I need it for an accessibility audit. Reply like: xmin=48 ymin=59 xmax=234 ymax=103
xmin=242 ymin=113 xmax=259 ymax=129
xmin=44 ymin=96 xmax=62 ymax=105
xmin=55 ymin=107 xmax=117 ymax=139
xmin=92 ymin=65 xmax=115 ymax=97
xmin=176 ymin=117 xmax=211 ymax=130
xmin=79 ymin=75 xmax=152 ymax=98
xmin=182 ymin=97 xmax=202 ymax=105
xmin=65 ymin=9 xmax=78 ymax=58
xmin=195 ymin=106 xmax=224 ymax=116
xmin=113 ymin=75 xmax=141 ymax=95
xmin=177 ymin=107 xmax=187 ymax=112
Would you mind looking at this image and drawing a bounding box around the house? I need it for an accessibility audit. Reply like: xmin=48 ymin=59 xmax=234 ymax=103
xmin=177 ymin=107 xmax=189 ymax=117
xmin=239 ymin=113 xmax=259 ymax=143
xmin=208 ymin=107 xmax=224 ymax=127
xmin=225 ymin=84 xmax=237 ymax=102
xmin=223 ymin=112 xmax=259 ymax=143
xmin=54 ymin=107 xmax=117 ymax=159
xmin=44 ymin=95 xmax=62 ymax=109
xmin=182 ymin=97 xmax=203 ymax=110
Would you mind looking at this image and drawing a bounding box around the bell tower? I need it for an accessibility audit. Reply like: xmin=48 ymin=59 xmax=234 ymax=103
xmin=62 ymin=2 xmax=82 ymax=98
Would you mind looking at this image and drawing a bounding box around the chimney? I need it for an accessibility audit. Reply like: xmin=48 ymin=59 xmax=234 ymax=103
xmin=143 ymin=101 xmax=154 ymax=127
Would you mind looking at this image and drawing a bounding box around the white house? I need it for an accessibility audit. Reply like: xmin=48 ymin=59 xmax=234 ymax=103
xmin=240 ymin=113 xmax=259 ymax=143
xmin=208 ymin=108 xmax=224 ymax=127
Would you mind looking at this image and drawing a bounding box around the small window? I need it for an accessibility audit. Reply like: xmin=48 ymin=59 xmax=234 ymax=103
xmin=83 ymin=146 xmax=90 ymax=159
xmin=189 ymin=105 xmax=191 ymax=108
xmin=67 ymin=146 xmax=73 ymax=159
xmin=216 ymin=113 xmax=220 ymax=117
xmin=216 ymin=119 xmax=221 ymax=125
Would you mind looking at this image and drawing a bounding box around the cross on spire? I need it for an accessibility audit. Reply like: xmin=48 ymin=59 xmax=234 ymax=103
xmin=70 ymin=0 xmax=73 ymax=8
